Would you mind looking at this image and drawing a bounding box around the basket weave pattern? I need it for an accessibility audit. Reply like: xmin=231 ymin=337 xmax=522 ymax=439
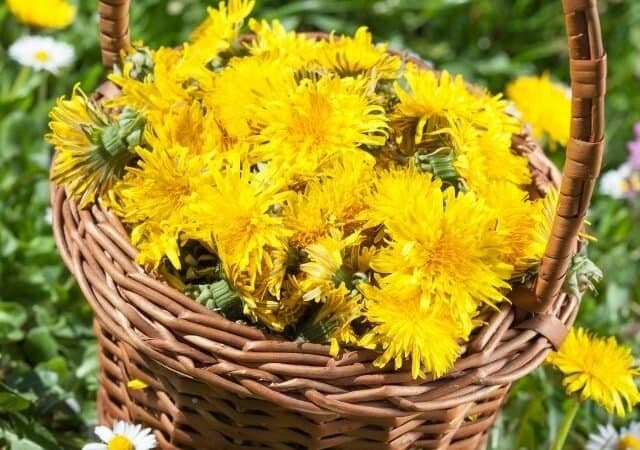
xmin=50 ymin=0 xmax=606 ymax=449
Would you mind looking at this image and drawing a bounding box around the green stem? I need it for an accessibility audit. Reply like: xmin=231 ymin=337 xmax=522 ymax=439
xmin=550 ymin=397 xmax=581 ymax=450
xmin=38 ymin=73 xmax=48 ymax=104
xmin=10 ymin=65 xmax=31 ymax=96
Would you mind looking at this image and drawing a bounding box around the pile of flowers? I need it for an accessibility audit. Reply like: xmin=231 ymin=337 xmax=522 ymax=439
xmin=48 ymin=0 xmax=558 ymax=379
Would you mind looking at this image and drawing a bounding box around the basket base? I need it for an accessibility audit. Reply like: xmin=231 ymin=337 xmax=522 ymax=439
xmin=94 ymin=321 xmax=505 ymax=450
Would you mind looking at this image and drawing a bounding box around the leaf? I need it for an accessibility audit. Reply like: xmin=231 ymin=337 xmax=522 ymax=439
xmin=0 ymin=392 xmax=32 ymax=413
xmin=0 ymin=301 xmax=27 ymax=342
xmin=24 ymin=327 xmax=59 ymax=363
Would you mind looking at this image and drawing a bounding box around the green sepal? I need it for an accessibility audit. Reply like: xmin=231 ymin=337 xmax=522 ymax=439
xmin=185 ymin=279 xmax=245 ymax=321
xmin=296 ymin=318 xmax=338 ymax=344
xmin=415 ymin=148 xmax=464 ymax=190
xmin=562 ymin=248 xmax=603 ymax=299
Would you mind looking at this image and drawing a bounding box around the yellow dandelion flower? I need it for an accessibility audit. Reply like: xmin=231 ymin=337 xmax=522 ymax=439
xmin=247 ymin=18 xmax=318 ymax=68
xmin=186 ymin=157 xmax=291 ymax=295
xmin=300 ymin=230 xmax=361 ymax=303
xmin=479 ymin=181 xmax=553 ymax=275
xmin=109 ymin=46 xmax=209 ymax=115
xmin=392 ymin=67 xmax=519 ymax=154
xmin=144 ymin=101 xmax=227 ymax=155
xmin=204 ymin=55 xmax=295 ymax=139
xmin=111 ymin=145 xmax=215 ymax=269
xmin=284 ymin=156 xmax=376 ymax=245
xmin=300 ymin=288 xmax=364 ymax=356
xmin=234 ymin=269 xmax=295 ymax=332
xmin=252 ymin=75 xmax=388 ymax=181
xmin=130 ymin=221 xmax=184 ymax=271
xmin=359 ymin=282 xmax=467 ymax=379
xmin=547 ymin=327 xmax=640 ymax=417
xmin=507 ymin=73 xmax=571 ymax=148
xmin=7 ymin=0 xmax=76 ymax=29
xmin=190 ymin=0 xmax=255 ymax=55
xmin=364 ymin=169 xmax=512 ymax=320
xmin=391 ymin=68 xmax=475 ymax=146
xmin=314 ymin=27 xmax=402 ymax=79
xmin=448 ymin=121 xmax=531 ymax=191
xmin=48 ymin=86 xmax=144 ymax=207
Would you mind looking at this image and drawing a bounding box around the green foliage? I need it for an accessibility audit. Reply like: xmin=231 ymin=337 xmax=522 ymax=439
xmin=0 ymin=1 xmax=638 ymax=449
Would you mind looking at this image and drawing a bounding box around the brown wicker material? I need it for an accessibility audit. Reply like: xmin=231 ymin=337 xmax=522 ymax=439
xmin=50 ymin=1 xmax=606 ymax=449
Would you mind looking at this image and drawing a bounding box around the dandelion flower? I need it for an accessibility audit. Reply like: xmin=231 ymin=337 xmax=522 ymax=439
xmin=314 ymin=27 xmax=402 ymax=79
xmin=190 ymin=0 xmax=255 ymax=56
xmin=298 ymin=288 xmax=363 ymax=356
xmin=284 ymin=157 xmax=375 ymax=245
xmin=359 ymin=282 xmax=466 ymax=379
xmin=9 ymin=36 xmax=74 ymax=75
xmin=507 ymin=73 xmax=571 ymax=148
xmin=48 ymin=87 xmax=144 ymax=207
xmin=547 ymin=327 xmax=640 ymax=417
xmin=7 ymin=0 xmax=76 ymax=29
xmin=112 ymin=145 xmax=216 ymax=269
xmin=479 ymin=181 xmax=555 ymax=275
xmin=144 ymin=101 xmax=227 ymax=155
xmin=448 ymin=121 xmax=531 ymax=191
xmin=392 ymin=66 xmax=519 ymax=157
xmin=186 ymin=157 xmax=291 ymax=298
xmin=82 ymin=420 xmax=157 ymax=450
xmin=247 ymin=19 xmax=318 ymax=67
xmin=364 ymin=170 xmax=512 ymax=324
xmin=109 ymin=47 xmax=196 ymax=115
xmin=252 ymin=75 xmax=388 ymax=181
xmin=204 ymin=55 xmax=296 ymax=139
xmin=300 ymin=230 xmax=361 ymax=303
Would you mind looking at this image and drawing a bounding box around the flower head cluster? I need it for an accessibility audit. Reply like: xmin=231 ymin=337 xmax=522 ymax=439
xmin=547 ymin=327 xmax=640 ymax=417
xmin=49 ymin=1 xmax=557 ymax=379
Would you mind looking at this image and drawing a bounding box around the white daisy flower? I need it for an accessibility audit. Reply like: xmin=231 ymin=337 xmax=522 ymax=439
xmin=599 ymin=162 xmax=633 ymax=199
xmin=8 ymin=35 xmax=74 ymax=75
xmin=586 ymin=422 xmax=640 ymax=450
xmin=83 ymin=421 xmax=157 ymax=450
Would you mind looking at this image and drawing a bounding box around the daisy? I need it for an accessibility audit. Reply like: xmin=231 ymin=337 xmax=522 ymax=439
xmin=9 ymin=36 xmax=74 ymax=75
xmin=83 ymin=421 xmax=157 ymax=450
xmin=586 ymin=422 xmax=640 ymax=450
xmin=600 ymin=163 xmax=634 ymax=199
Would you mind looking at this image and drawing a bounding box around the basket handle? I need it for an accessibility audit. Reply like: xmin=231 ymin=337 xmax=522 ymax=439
xmin=97 ymin=0 xmax=606 ymax=313
xmin=99 ymin=0 xmax=130 ymax=68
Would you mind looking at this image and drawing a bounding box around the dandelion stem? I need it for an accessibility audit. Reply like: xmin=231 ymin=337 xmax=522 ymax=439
xmin=550 ymin=397 xmax=581 ymax=450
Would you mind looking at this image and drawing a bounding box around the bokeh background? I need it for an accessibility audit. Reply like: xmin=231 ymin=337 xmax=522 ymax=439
xmin=0 ymin=0 xmax=638 ymax=448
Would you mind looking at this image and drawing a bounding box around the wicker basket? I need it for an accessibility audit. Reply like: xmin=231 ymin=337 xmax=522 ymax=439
xmin=50 ymin=1 xmax=606 ymax=449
